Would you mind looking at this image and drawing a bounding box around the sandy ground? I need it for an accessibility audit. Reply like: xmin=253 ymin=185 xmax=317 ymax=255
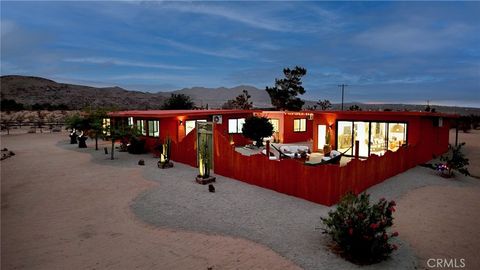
xmin=392 ymin=129 xmax=480 ymax=269
xmin=1 ymin=129 xmax=479 ymax=270
xmin=1 ymin=133 xmax=299 ymax=270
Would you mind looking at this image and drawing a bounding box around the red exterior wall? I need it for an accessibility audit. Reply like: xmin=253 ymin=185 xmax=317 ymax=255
xmin=257 ymin=111 xmax=313 ymax=143
xmin=312 ymin=112 xmax=453 ymax=163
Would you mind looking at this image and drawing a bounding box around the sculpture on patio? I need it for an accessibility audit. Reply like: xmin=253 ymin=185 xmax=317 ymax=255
xmin=78 ymin=131 xmax=87 ymax=148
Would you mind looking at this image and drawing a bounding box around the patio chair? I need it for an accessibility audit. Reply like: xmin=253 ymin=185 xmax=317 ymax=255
xmin=304 ymin=147 xmax=352 ymax=166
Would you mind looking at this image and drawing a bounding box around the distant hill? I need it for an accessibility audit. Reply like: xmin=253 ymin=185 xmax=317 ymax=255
xmin=1 ymin=75 xmax=478 ymax=115
xmin=169 ymin=85 xmax=271 ymax=108
xmin=0 ymin=75 xmax=166 ymax=110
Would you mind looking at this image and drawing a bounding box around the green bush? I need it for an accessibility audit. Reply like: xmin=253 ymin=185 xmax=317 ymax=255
xmin=321 ymin=193 xmax=398 ymax=264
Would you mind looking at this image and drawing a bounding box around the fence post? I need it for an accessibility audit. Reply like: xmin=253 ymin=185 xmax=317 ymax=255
xmin=355 ymin=140 xmax=359 ymax=159
xmin=266 ymin=140 xmax=270 ymax=160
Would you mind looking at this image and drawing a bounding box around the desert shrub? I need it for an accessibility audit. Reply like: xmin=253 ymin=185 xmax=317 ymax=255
xmin=436 ymin=143 xmax=470 ymax=177
xmin=321 ymin=193 xmax=398 ymax=264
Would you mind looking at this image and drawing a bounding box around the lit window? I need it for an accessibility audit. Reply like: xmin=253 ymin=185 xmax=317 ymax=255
xmin=185 ymin=119 xmax=207 ymax=135
xmin=102 ymin=118 xmax=111 ymax=136
xmin=127 ymin=117 xmax=133 ymax=126
xmin=269 ymin=119 xmax=280 ymax=132
xmin=293 ymin=119 xmax=306 ymax=132
xmin=136 ymin=120 xmax=147 ymax=136
xmin=147 ymin=120 xmax=159 ymax=137
xmin=228 ymin=118 xmax=245 ymax=133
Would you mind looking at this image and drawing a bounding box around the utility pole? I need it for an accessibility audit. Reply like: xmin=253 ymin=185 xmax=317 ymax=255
xmin=337 ymin=84 xmax=348 ymax=111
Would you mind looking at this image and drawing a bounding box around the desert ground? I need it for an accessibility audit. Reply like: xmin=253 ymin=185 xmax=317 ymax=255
xmin=1 ymin=128 xmax=479 ymax=269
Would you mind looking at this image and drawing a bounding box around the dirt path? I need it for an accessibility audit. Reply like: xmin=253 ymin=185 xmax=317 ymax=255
xmin=1 ymin=133 xmax=299 ymax=270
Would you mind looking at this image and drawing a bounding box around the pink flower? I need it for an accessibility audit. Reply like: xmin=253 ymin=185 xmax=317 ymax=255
xmin=392 ymin=244 xmax=398 ymax=250
xmin=390 ymin=201 xmax=397 ymax=206
xmin=388 ymin=206 xmax=396 ymax=212
xmin=370 ymin=223 xmax=379 ymax=230
xmin=391 ymin=232 xmax=399 ymax=237
xmin=348 ymin=228 xmax=353 ymax=236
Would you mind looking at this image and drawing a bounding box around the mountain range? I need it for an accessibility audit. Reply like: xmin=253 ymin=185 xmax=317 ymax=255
xmin=1 ymin=75 xmax=478 ymax=115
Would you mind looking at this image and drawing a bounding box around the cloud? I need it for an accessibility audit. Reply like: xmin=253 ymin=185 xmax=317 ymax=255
xmin=155 ymin=2 xmax=290 ymax=32
xmin=63 ymin=57 xmax=193 ymax=70
xmin=354 ymin=22 xmax=472 ymax=53
xmin=155 ymin=37 xmax=252 ymax=59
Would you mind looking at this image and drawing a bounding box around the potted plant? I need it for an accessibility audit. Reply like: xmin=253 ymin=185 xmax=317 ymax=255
xmin=158 ymin=136 xmax=174 ymax=169
xmin=196 ymin=138 xmax=216 ymax=184
xmin=323 ymin=127 xmax=332 ymax=155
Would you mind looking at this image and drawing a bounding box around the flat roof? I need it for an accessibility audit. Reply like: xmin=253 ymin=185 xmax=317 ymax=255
xmin=260 ymin=110 xmax=458 ymax=118
xmin=108 ymin=109 xmax=458 ymax=119
xmin=307 ymin=110 xmax=459 ymax=118
xmin=108 ymin=109 xmax=259 ymax=118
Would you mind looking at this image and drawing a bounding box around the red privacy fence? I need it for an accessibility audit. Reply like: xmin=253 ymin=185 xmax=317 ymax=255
xmin=213 ymin=133 xmax=419 ymax=206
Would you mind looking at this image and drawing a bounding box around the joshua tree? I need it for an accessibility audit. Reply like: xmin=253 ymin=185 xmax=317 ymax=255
xmin=223 ymin=90 xmax=253 ymax=110
xmin=266 ymin=66 xmax=307 ymax=111
xmin=241 ymin=116 xmax=274 ymax=147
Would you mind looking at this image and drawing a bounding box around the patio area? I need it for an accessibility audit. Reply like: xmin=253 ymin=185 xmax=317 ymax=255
xmin=235 ymin=141 xmax=354 ymax=166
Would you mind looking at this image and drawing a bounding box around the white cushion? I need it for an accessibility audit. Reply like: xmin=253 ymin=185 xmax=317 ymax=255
xmin=330 ymin=150 xmax=341 ymax=158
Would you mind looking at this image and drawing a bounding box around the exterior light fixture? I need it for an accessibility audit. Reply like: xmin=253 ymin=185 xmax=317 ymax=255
xmin=179 ymin=120 xmax=183 ymax=126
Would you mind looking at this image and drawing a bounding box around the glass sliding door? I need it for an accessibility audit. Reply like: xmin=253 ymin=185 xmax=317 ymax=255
xmin=337 ymin=121 xmax=353 ymax=155
xmin=353 ymin=121 xmax=370 ymax=157
xmin=370 ymin=122 xmax=387 ymax=156
xmin=388 ymin=123 xmax=407 ymax=151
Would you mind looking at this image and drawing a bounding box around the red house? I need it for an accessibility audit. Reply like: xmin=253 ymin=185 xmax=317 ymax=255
xmin=108 ymin=109 xmax=457 ymax=205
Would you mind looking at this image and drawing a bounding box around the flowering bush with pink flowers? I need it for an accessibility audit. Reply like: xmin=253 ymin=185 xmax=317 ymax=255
xmin=321 ymin=193 xmax=398 ymax=264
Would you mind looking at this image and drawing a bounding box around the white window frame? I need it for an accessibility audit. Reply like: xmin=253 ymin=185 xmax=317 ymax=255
xmin=228 ymin=118 xmax=245 ymax=134
xmin=293 ymin=118 xmax=306 ymax=132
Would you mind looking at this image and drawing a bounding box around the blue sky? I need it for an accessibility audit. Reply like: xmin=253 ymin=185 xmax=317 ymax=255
xmin=1 ymin=1 xmax=479 ymax=107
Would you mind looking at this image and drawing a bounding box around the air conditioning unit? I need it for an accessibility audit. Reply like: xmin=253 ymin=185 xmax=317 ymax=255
xmin=307 ymin=114 xmax=314 ymax=120
xmin=213 ymin=115 xmax=222 ymax=124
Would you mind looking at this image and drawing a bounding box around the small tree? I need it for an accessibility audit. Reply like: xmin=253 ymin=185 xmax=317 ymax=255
xmin=85 ymin=108 xmax=108 ymax=150
xmin=266 ymin=66 xmax=307 ymax=111
xmin=317 ymin=99 xmax=332 ymax=111
xmin=162 ymin=94 xmax=194 ymax=110
xmin=241 ymin=116 xmax=274 ymax=147
xmin=108 ymin=124 xmax=140 ymax=160
xmin=223 ymin=90 xmax=253 ymax=110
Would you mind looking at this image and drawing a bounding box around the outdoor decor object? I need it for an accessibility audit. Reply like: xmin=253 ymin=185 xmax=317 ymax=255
xmin=69 ymin=130 xmax=78 ymax=144
xmin=138 ymin=159 xmax=145 ymax=166
xmin=208 ymin=184 xmax=215 ymax=193
xmin=78 ymin=131 xmax=87 ymax=148
xmin=157 ymin=136 xmax=174 ymax=169
xmin=196 ymin=138 xmax=216 ymax=185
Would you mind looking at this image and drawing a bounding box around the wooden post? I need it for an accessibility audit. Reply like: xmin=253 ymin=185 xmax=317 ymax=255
xmin=266 ymin=140 xmax=270 ymax=160
xmin=455 ymin=126 xmax=459 ymax=146
xmin=355 ymin=140 xmax=359 ymax=159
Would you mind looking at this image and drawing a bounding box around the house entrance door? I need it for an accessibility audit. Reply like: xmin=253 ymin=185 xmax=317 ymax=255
xmin=196 ymin=121 xmax=214 ymax=170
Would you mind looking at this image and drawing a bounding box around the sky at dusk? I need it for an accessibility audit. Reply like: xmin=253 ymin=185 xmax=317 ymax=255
xmin=1 ymin=1 xmax=479 ymax=107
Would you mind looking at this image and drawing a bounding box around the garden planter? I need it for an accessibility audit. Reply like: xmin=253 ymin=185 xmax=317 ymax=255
xmin=196 ymin=175 xmax=216 ymax=185
xmin=323 ymin=144 xmax=332 ymax=156
xmin=158 ymin=160 xmax=174 ymax=169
